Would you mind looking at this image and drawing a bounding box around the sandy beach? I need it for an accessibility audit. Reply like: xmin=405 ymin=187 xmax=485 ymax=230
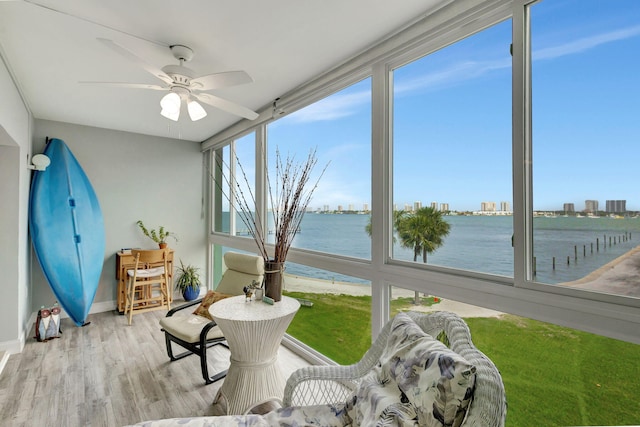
xmin=282 ymin=273 xmax=504 ymax=318
xmin=281 ymin=245 xmax=640 ymax=317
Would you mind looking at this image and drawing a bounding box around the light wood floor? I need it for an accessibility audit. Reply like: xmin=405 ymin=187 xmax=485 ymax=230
xmin=0 ymin=307 xmax=311 ymax=427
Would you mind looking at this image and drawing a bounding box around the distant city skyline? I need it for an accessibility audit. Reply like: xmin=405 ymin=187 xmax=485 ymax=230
xmin=307 ymin=197 xmax=632 ymax=214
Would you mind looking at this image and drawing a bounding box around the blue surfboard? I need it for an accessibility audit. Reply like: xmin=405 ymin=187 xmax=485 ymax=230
xmin=29 ymin=138 xmax=105 ymax=326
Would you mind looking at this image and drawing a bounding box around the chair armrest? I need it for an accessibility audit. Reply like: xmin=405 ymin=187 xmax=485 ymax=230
xmin=283 ymin=326 xmax=391 ymax=407
xmin=199 ymin=319 xmax=220 ymax=344
xmin=284 ymin=309 xmax=399 ymax=407
xmin=283 ymin=363 xmax=371 ymax=407
xmin=166 ymin=298 xmax=203 ymax=317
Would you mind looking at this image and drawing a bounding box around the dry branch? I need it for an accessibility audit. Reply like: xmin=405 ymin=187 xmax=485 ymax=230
xmin=209 ymin=147 xmax=327 ymax=263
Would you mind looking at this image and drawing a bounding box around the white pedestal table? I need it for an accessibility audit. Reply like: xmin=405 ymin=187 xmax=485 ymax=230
xmin=210 ymin=295 xmax=300 ymax=415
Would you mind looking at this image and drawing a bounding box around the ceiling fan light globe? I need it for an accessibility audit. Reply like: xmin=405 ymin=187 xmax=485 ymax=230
xmin=160 ymin=92 xmax=181 ymax=121
xmin=187 ymin=100 xmax=207 ymax=121
xmin=160 ymin=92 xmax=181 ymax=112
xmin=160 ymin=107 xmax=180 ymax=121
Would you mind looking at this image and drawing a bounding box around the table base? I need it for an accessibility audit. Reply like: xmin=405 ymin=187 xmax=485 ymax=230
xmin=215 ymin=358 xmax=286 ymax=415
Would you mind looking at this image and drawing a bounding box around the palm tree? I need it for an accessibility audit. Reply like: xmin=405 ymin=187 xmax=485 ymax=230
xmin=397 ymin=206 xmax=450 ymax=305
xmin=397 ymin=206 xmax=450 ymax=263
xmin=365 ymin=207 xmax=449 ymax=304
xmin=365 ymin=209 xmax=408 ymax=241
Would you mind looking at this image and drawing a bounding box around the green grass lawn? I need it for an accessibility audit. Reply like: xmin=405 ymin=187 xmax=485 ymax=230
xmin=284 ymin=291 xmax=640 ymax=426
xmin=284 ymin=291 xmax=372 ymax=362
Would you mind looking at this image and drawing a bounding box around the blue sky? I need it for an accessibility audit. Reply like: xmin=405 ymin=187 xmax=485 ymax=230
xmin=241 ymin=0 xmax=640 ymax=213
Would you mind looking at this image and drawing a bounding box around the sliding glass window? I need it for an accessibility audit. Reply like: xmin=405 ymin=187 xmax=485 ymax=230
xmin=212 ymin=132 xmax=256 ymax=237
xmin=529 ymin=0 xmax=640 ymax=301
xmin=266 ymin=77 xmax=372 ymax=260
xmin=391 ymin=19 xmax=513 ymax=277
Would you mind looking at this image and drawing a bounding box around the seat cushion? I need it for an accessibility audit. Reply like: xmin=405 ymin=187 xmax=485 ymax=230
xmin=192 ymin=290 xmax=233 ymax=320
xmin=160 ymin=313 xmax=224 ymax=343
xmin=127 ymin=266 xmax=165 ymax=278
xmin=347 ymin=312 xmax=476 ymax=427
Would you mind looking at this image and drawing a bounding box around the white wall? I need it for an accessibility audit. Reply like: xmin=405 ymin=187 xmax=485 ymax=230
xmin=32 ymin=120 xmax=207 ymax=316
xmin=0 ymin=51 xmax=207 ymax=352
xmin=0 ymin=55 xmax=32 ymax=353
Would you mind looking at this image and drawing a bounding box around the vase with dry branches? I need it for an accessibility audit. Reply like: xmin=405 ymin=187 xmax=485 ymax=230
xmin=212 ymin=147 xmax=327 ymax=301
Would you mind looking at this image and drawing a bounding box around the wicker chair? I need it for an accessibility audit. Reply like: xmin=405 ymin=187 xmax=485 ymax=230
xmin=283 ymin=311 xmax=507 ymax=427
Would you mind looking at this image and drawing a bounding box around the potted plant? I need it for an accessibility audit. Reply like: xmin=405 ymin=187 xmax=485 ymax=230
xmin=136 ymin=220 xmax=177 ymax=248
xmin=174 ymin=260 xmax=201 ymax=301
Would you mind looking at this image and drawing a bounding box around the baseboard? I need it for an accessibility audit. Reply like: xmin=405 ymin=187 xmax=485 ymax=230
xmin=1 ymin=300 xmax=117 ymax=369
xmin=0 ymin=351 xmax=10 ymax=377
xmin=281 ymin=335 xmax=335 ymax=366
xmin=28 ymin=299 xmax=117 ymax=324
xmin=20 ymin=299 xmax=118 ymax=354
xmin=0 ymin=335 xmax=25 ymax=355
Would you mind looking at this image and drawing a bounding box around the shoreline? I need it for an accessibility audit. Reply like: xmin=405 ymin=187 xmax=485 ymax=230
xmin=560 ymin=244 xmax=640 ymax=297
xmin=280 ymin=243 xmax=640 ymax=315
xmin=282 ymin=273 xmax=503 ymax=318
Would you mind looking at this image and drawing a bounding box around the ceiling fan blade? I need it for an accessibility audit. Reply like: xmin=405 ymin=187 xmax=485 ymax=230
xmin=196 ymin=93 xmax=259 ymax=120
xmin=97 ymin=38 xmax=173 ymax=84
xmin=79 ymin=81 xmax=167 ymax=90
xmin=191 ymin=71 xmax=253 ymax=91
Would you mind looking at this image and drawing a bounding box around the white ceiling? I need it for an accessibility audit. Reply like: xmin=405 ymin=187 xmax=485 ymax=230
xmin=0 ymin=0 xmax=444 ymax=142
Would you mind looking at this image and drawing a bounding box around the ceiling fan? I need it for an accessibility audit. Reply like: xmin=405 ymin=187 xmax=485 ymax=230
xmin=83 ymin=38 xmax=259 ymax=122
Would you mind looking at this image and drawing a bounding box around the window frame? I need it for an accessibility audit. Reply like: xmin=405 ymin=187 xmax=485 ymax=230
xmin=204 ymin=0 xmax=640 ymax=345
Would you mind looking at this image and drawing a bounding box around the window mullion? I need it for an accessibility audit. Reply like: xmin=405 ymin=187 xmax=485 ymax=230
xmin=512 ymin=0 xmax=532 ymax=287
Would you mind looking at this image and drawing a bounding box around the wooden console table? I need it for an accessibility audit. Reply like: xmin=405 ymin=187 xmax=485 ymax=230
xmin=115 ymin=249 xmax=174 ymax=313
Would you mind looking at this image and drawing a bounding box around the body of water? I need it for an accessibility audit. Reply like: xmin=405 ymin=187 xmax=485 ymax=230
xmin=223 ymin=213 xmax=640 ymax=285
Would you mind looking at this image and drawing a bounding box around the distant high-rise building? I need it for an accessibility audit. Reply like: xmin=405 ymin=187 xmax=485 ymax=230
xmin=430 ymin=201 xmax=438 ymax=210
xmin=404 ymin=203 xmax=412 ymax=212
xmin=337 ymin=205 xmax=343 ymax=212
xmin=606 ymin=200 xmax=626 ymax=213
xmin=500 ymin=201 xmax=510 ymax=212
xmin=348 ymin=204 xmax=354 ymax=211
xmin=414 ymin=201 xmax=422 ymax=211
xmin=563 ymin=203 xmax=575 ymax=213
xmin=323 ymin=204 xmax=330 ymax=212
xmin=584 ymin=200 xmax=599 ymax=213
xmin=440 ymin=203 xmax=449 ymax=212
xmin=481 ymin=201 xmax=496 ymax=212
xmin=363 ymin=203 xmax=369 ymax=211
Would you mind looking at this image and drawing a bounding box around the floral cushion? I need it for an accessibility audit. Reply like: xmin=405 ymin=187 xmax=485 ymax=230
xmin=192 ymin=291 xmax=233 ymax=320
xmin=347 ymin=313 xmax=476 ymax=426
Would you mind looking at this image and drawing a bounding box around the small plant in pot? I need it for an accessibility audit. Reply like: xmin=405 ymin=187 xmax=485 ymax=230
xmin=174 ymin=260 xmax=201 ymax=301
xmin=136 ymin=220 xmax=177 ymax=248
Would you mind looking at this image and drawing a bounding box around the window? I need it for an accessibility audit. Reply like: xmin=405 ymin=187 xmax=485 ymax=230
xmin=266 ymin=78 xmax=372 ymax=259
xmin=285 ymin=262 xmax=371 ymax=364
xmin=212 ymin=132 xmax=256 ymax=237
xmin=391 ymin=19 xmax=513 ymax=277
xmin=530 ymin=0 xmax=640 ymax=300
xmin=207 ymin=0 xmax=640 ymax=347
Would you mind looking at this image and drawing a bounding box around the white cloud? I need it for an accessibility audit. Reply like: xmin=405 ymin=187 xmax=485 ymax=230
xmin=394 ymin=57 xmax=510 ymax=94
xmin=396 ymin=24 xmax=640 ymax=95
xmin=324 ymin=142 xmax=364 ymax=159
xmin=276 ymin=25 xmax=640 ymax=125
xmin=285 ymin=90 xmax=370 ymax=123
xmin=533 ymin=25 xmax=640 ymax=61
